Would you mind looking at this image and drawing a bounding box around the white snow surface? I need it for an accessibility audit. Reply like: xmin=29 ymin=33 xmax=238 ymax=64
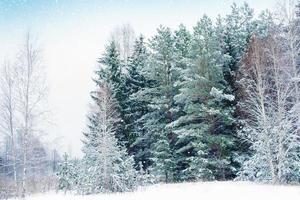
xmin=25 ymin=181 xmax=300 ymax=200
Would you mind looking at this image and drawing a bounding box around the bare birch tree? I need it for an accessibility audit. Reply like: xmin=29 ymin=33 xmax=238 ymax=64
xmin=0 ymin=61 xmax=18 ymax=191
xmin=15 ymin=32 xmax=48 ymax=198
xmin=111 ymin=23 xmax=135 ymax=64
xmin=275 ymin=0 xmax=300 ymax=100
xmin=237 ymin=30 xmax=300 ymax=183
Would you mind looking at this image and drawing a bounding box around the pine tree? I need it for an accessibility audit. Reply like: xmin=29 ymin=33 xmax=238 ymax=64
xmin=172 ymin=15 xmax=218 ymax=181
xmin=135 ymin=26 xmax=177 ymax=182
xmin=171 ymin=15 xmax=237 ymax=181
xmin=81 ymin=83 xmax=136 ymax=193
xmin=171 ymin=24 xmax=193 ymax=181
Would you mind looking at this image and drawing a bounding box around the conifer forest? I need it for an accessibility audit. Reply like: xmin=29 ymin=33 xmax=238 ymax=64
xmin=1 ymin=0 xmax=300 ymax=199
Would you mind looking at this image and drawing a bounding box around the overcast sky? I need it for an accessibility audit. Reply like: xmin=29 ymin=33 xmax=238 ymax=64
xmin=0 ymin=0 xmax=278 ymax=157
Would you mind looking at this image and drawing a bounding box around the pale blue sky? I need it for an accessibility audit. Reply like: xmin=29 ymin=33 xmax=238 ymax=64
xmin=0 ymin=0 xmax=278 ymax=156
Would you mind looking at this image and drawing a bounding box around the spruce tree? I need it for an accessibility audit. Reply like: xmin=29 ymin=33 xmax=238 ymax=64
xmin=81 ymin=83 xmax=136 ymax=193
xmin=123 ymin=35 xmax=150 ymax=165
xmin=215 ymin=3 xmax=257 ymax=178
xmin=57 ymin=153 xmax=76 ymax=194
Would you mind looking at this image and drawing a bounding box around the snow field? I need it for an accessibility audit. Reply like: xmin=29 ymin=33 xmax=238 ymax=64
xmin=26 ymin=181 xmax=300 ymax=200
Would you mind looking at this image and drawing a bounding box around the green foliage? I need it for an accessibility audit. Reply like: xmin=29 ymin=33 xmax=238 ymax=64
xmin=73 ymin=2 xmax=287 ymax=191
xmin=123 ymin=35 xmax=151 ymax=164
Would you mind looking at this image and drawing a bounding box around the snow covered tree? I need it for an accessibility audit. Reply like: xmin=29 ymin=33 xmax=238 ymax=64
xmin=221 ymin=3 xmax=256 ymax=145
xmin=237 ymin=29 xmax=300 ymax=183
xmin=53 ymin=2 xmax=300 ymax=189
xmin=134 ymin=26 xmax=177 ymax=182
xmin=223 ymin=2 xmax=254 ymax=80
xmin=170 ymin=24 xmax=193 ymax=180
xmin=171 ymin=15 xmax=237 ymax=181
xmin=276 ymin=0 xmax=300 ymax=109
xmin=81 ymin=82 xmax=136 ymax=193
xmin=110 ymin=23 xmax=135 ymax=64
xmin=57 ymin=153 xmax=75 ymax=194
xmin=123 ymin=35 xmax=152 ymax=168
xmin=0 ymin=61 xmax=17 ymax=189
xmin=135 ymin=161 xmax=155 ymax=186
xmin=96 ymin=41 xmax=127 ymax=147
xmin=173 ymin=24 xmax=192 ymax=68
xmin=14 ymin=33 xmax=48 ymax=198
xmin=219 ymin=3 xmax=273 ymax=178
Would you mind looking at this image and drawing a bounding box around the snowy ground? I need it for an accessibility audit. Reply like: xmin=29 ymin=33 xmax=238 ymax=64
xmin=26 ymin=181 xmax=300 ymax=200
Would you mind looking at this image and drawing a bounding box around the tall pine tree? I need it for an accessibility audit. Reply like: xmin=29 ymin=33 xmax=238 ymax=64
xmin=136 ymin=26 xmax=177 ymax=182
xmin=172 ymin=15 xmax=236 ymax=181
xmin=171 ymin=24 xmax=193 ymax=181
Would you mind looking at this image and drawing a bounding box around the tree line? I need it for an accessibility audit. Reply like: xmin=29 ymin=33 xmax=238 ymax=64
xmin=57 ymin=2 xmax=300 ymax=194
xmin=56 ymin=2 xmax=300 ymax=194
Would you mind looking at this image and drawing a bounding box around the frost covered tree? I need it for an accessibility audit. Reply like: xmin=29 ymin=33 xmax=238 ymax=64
xmin=136 ymin=26 xmax=177 ymax=183
xmin=171 ymin=16 xmax=236 ymax=181
xmin=171 ymin=24 xmax=193 ymax=180
xmin=223 ymin=2 xmax=254 ymax=80
xmin=277 ymin=0 xmax=300 ymax=74
xmin=236 ymin=2 xmax=300 ymax=184
xmin=81 ymin=82 xmax=136 ymax=193
xmin=220 ymin=3 xmax=275 ymax=177
xmin=135 ymin=161 xmax=155 ymax=186
xmin=237 ymin=30 xmax=300 ymax=183
xmin=0 ymin=61 xmax=17 ymax=188
xmin=123 ymin=35 xmax=151 ymax=167
xmin=14 ymin=33 xmax=48 ymax=198
xmin=57 ymin=153 xmax=75 ymax=194
xmin=96 ymin=41 xmax=128 ymax=147
xmin=276 ymin=0 xmax=300 ymax=117
xmin=110 ymin=23 xmax=135 ymax=64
